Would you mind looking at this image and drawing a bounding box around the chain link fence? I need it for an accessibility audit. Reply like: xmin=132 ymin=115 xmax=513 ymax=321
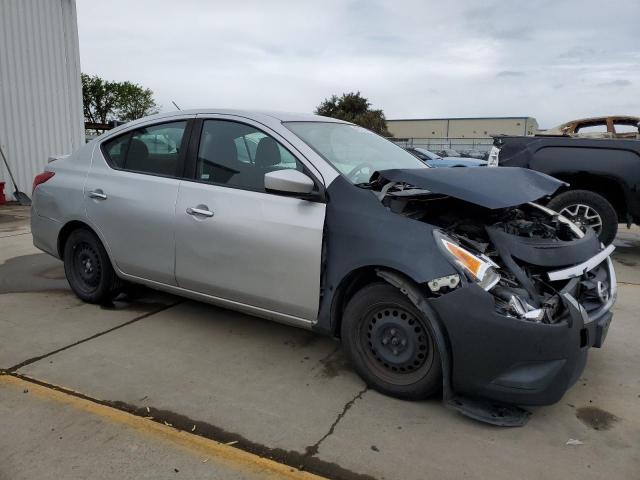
xmin=389 ymin=137 xmax=494 ymax=159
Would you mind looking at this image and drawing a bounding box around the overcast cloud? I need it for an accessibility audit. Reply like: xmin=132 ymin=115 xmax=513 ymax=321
xmin=77 ymin=0 xmax=640 ymax=127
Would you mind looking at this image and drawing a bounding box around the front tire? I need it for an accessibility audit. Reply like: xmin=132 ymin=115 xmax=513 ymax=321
xmin=63 ymin=228 xmax=120 ymax=303
xmin=341 ymin=283 xmax=442 ymax=400
xmin=547 ymin=190 xmax=618 ymax=245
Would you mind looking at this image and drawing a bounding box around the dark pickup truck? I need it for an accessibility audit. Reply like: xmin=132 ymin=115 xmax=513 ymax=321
xmin=489 ymin=135 xmax=640 ymax=244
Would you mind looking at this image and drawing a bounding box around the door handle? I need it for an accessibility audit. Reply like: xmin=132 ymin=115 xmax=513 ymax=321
xmin=88 ymin=189 xmax=107 ymax=200
xmin=186 ymin=206 xmax=214 ymax=217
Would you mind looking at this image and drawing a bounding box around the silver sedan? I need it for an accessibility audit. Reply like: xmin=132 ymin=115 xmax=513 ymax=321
xmin=31 ymin=110 xmax=616 ymax=425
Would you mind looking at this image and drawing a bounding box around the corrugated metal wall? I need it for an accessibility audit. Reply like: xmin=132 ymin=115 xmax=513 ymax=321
xmin=0 ymin=0 xmax=84 ymax=200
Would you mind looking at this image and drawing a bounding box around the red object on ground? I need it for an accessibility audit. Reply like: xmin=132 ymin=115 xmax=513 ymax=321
xmin=0 ymin=181 xmax=5 ymax=204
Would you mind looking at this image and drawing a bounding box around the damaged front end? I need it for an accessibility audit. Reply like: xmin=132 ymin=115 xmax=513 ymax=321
xmin=369 ymin=168 xmax=617 ymax=415
xmin=426 ymin=202 xmax=616 ymax=333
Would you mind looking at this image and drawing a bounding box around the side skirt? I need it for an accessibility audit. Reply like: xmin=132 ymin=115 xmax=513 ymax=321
xmin=116 ymin=272 xmax=316 ymax=330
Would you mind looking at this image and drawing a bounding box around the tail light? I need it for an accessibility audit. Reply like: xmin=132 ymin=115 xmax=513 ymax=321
xmin=33 ymin=171 xmax=55 ymax=192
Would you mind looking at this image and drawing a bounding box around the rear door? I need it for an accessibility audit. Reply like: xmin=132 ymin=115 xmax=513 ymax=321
xmin=174 ymin=117 xmax=326 ymax=321
xmin=86 ymin=119 xmax=192 ymax=285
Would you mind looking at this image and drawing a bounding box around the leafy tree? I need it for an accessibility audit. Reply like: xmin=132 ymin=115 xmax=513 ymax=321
xmin=114 ymin=81 xmax=159 ymax=122
xmin=81 ymin=73 xmax=159 ymax=124
xmin=315 ymin=92 xmax=392 ymax=136
xmin=81 ymin=73 xmax=120 ymax=124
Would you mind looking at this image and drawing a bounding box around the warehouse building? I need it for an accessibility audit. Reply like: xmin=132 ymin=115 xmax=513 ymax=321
xmin=386 ymin=116 xmax=539 ymax=156
xmin=0 ymin=0 xmax=84 ymax=201
xmin=387 ymin=117 xmax=539 ymax=139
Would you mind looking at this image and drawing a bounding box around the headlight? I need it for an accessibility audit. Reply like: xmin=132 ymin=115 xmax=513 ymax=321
xmin=435 ymin=231 xmax=500 ymax=290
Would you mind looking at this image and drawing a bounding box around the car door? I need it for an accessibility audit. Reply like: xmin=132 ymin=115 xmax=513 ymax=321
xmin=86 ymin=119 xmax=192 ymax=285
xmin=174 ymin=117 xmax=326 ymax=322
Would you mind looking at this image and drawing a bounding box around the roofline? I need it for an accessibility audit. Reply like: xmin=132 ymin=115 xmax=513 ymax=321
xmin=387 ymin=116 xmax=536 ymax=122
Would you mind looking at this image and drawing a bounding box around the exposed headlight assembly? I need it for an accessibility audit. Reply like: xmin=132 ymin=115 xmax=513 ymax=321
xmin=434 ymin=231 xmax=500 ymax=291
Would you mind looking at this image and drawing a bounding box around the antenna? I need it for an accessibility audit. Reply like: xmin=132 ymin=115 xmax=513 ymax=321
xmin=172 ymin=101 xmax=181 ymax=111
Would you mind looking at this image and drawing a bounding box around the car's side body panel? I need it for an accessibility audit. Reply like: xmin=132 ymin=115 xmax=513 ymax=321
xmin=31 ymin=141 xmax=96 ymax=257
xmin=83 ymin=115 xmax=196 ymax=285
xmin=174 ymin=179 xmax=326 ymax=321
xmin=314 ymin=175 xmax=458 ymax=334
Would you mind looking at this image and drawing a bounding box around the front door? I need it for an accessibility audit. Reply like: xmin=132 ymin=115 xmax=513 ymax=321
xmin=174 ymin=118 xmax=326 ymax=320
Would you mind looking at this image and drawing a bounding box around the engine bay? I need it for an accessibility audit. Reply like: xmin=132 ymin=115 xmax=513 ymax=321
xmin=373 ymin=181 xmax=609 ymax=325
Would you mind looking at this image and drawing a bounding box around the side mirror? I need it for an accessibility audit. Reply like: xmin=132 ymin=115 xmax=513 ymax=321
xmin=264 ymin=169 xmax=315 ymax=195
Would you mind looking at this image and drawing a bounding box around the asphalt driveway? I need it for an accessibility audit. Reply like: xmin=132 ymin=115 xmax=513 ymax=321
xmin=1 ymin=205 xmax=639 ymax=480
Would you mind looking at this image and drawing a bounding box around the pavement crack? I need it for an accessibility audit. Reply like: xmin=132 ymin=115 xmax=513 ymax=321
xmin=305 ymin=386 xmax=368 ymax=458
xmin=4 ymin=301 xmax=182 ymax=373
xmin=6 ymin=374 xmax=378 ymax=480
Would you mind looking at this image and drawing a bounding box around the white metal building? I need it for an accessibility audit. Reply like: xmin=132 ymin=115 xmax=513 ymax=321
xmin=386 ymin=117 xmax=539 ymax=139
xmin=0 ymin=0 xmax=84 ymax=200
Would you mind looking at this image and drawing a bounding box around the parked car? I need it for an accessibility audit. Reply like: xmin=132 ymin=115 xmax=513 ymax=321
xmin=31 ymin=110 xmax=616 ymax=425
xmin=435 ymin=148 xmax=462 ymax=157
xmin=488 ymin=134 xmax=640 ymax=244
xmin=405 ymin=147 xmax=487 ymax=167
xmin=539 ymin=115 xmax=640 ymax=139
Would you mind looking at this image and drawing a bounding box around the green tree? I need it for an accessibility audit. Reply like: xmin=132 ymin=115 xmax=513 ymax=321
xmin=114 ymin=81 xmax=159 ymax=122
xmin=81 ymin=73 xmax=159 ymax=124
xmin=81 ymin=73 xmax=120 ymax=124
xmin=315 ymin=91 xmax=392 ymax=136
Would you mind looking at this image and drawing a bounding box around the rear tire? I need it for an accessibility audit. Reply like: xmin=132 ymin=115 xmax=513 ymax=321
xmin=63 ymin=228 xmax=120 ymax=304
xmin=341 ymin=283 xmax=442 ymax=400
xmin=547 ymin=190 xmax=618 ymax=245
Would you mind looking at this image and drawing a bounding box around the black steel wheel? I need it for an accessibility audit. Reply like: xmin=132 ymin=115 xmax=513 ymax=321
xmin=63 ymin=228 xmax=120 ymax=303
xmin=342 ymin=283 xmax=442 ymax=399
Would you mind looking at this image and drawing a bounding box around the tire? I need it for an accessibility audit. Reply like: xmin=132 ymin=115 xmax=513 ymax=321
xmin=547 ymin=190 xmax=618 ymax=245
xmin=63 ymin=228 xmax=121 ymax=304
xmin=341 ymin=283 xmax=442 ymax=400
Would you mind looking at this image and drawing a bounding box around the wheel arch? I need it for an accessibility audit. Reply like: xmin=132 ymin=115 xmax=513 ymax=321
xmin=550 ymin=172 xmax=627 ymax=220
xmin=57 ymin=219 xmax=116 ymax=267
xmin=329 ymin=265 xmax=435 ymax=338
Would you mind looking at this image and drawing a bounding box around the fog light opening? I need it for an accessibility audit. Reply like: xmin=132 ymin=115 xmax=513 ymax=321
xmin=580 ymin=328 xmax=589 ymax=348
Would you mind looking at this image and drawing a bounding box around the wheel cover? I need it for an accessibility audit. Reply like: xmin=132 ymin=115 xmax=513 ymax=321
xmin=559 ymin=203 xmax=602 ymax=234
xmin=72 ymin=241 xmax=102 ymax=292
xmin=360 ymin=305 xmax=435 ymax=385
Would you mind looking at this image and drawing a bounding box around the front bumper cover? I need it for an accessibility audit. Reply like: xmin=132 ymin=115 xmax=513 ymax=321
xmin=429 ymin=253 xmax=616 ymax=407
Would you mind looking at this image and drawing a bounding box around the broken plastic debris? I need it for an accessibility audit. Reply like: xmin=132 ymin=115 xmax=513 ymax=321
xmin=164 ymin=421 xmax=173 ymax=427
xmin=146 ymin=406 xmax=150 ymax=413
xmin=566 ymin=438 xmax=584 ymax=445
xmin=191 ymin=425 xmax=196 ymax=432
xmin=225 ymin=440 xmax=238 ymax=446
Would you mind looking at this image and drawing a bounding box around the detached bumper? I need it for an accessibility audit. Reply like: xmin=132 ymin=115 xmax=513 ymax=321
xmin=429 ymin=258 xmax=616 ymax=406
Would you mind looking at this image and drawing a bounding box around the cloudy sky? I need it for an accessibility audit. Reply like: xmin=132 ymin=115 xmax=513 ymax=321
xmin=76 ymin=0 xmax=639 ymax=128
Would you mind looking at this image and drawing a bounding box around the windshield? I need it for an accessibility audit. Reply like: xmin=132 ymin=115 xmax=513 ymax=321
xmin=285 ymin=121 xmax=427 ymax=183
xmin=414 ymin=147 xmax=441 ymax=160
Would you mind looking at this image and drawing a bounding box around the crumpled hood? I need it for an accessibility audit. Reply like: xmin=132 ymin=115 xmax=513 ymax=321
xmin=372 ymin=166 xmax=566 ymax=209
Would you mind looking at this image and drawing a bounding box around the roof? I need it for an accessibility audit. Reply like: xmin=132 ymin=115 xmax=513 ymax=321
xmin=94 ymin=109 xmax=351 ymax=144
xmin=127 ymin=109 xmax=346 ymax=124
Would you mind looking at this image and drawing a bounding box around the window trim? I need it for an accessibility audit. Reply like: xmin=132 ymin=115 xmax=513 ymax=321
xmin=183 ymin=118 xmax=326 ymax=202
xmin=100 ymin=119 xmax=194 ymax=180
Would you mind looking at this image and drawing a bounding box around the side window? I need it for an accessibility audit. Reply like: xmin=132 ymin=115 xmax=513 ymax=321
xmin=103 ymin=134 xmax=129 ymax=168
xmin=103 ymin=121 xmax=187 ymax=176
xmin=613 ymin=122 xmax=639 ymax=134
xmin=574 ymin=122 xmax=608 ymax=134
xmin=196 ymin=120 xmax=304 ymax=191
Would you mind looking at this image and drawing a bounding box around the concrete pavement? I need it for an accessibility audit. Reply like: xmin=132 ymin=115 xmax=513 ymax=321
xmin=1 ymin=205 xmax=639 ymax=479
